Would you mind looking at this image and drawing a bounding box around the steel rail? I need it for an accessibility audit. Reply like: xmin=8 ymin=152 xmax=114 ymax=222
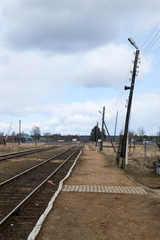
xmin=0 ymin=144 xmax=83 ymax=226
xmin=0 ymin=145 xmax=77 ymax=186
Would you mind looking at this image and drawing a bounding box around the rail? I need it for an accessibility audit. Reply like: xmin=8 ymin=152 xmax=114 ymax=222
xmin=0 ymin=144 xmax=83 ymax=226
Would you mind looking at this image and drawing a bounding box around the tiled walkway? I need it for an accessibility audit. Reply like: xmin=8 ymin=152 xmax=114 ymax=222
xmin=63 ymin=185 xmax=147 ymax=194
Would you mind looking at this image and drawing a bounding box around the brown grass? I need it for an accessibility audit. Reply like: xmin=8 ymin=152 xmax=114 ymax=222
xmin=94 ymin=141 xmax=160 ymax=188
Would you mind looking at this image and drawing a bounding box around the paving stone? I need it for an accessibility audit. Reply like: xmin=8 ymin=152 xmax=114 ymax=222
xmin=62 ymin=185 xmax=147 ymax=195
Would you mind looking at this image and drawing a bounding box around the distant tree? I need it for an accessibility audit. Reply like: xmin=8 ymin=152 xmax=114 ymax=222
xmin=128 ymin=130 xmax=136 ymax=143
xmin=31 ymin=126 xmax=41 ymax=145
xmin=10 ymin=131 xmax=16 ymax=142
xmin=90 ymin=125 xmax=102 ymax=142
xmin=43 ymin=132 xmax=51 ymax=137
xmin=43 ymin=132 xmax=52 ymax=142
xmin=52 ymin=133 xmax=62 ymax=141
xmin=137 ymin=127 xmax=145 ymax=142
xmin=11 ymin=131 xmax=16 ymax=136
xmin=0 ymin=132 xmax=4 ymax=144
xmin=157 ymin=128 xmax=160 ymax=150
xmin=0 ymin=132 xmax=4 ymax=139
xmin=119 ymin=129 xmax=124 ymax=135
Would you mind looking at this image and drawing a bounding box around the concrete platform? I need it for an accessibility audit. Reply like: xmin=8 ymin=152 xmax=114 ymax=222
xmin=29 ymin=143 xmax=160 ymax=240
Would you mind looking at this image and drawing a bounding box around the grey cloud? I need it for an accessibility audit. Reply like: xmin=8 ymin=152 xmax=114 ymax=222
xmin=0 ymin=0 xmax=132 ymax=52
xmin=1 ymin=0 xmax=160 ymax=52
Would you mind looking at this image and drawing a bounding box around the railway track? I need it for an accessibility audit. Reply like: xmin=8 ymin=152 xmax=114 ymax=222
xmin=0 ymin=143 xmax=83 ymax=239
xmin=0 ymin=145 xmax=60 ymax=161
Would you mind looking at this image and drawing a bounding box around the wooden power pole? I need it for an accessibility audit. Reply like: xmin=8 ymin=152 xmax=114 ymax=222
xmin=116 ymin=47 xmax=140 ymax=168
xmin=99 ymin=106 xmax=105 ymax=151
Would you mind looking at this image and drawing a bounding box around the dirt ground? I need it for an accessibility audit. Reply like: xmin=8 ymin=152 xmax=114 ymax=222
xmin=35 ymin=143 xmax=160 ymax=240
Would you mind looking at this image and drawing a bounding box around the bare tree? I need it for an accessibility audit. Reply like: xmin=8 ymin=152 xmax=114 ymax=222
xmin=137 ymin=127 xmax=145 ymax=142
xmin=31 ymin=126 xmax=41 ymax=145
xmin=43 ymin=132 xmax=52 ymax=143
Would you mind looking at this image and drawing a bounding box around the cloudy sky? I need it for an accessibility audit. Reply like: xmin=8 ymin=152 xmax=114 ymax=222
xmin=0 ymin=0 xmax=160 ymax=136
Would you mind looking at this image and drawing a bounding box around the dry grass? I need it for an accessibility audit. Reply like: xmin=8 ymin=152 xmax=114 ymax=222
xmin=94 ymin=141 xmax=160 ymax=188
xmin=0 ymin=142 xmax=57 ymax=154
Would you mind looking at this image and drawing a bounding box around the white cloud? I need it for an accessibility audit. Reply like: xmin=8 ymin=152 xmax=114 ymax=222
xmin=131 ymin=91 xmax=160 ymax=134
xmin=72 ymin=44 xmax=135 ymax=87
xmin=0 ymin=44 xmax=152 ymax=114
xmin=0 ymin=90 xmax=158 ymax=136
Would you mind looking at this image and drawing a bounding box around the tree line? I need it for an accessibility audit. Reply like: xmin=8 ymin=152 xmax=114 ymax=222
xmin=0 ymin=126 xmax=80 ymax=144
xmin=90 ymin=125 xmax=160 ymax=149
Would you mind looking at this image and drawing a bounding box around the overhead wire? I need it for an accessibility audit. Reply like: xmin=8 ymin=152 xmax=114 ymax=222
xmin=138 ymin=22 xmax=160 ymax=78
xmin=107 ymin=54 xmax=134 ymax=115
xmin=141 ymin=45 xmax=160 ymax=64
xmin=142 ymin=30 xmax=160 ymax=55
xmin=140 ymin=22 xmax=160 ymax=50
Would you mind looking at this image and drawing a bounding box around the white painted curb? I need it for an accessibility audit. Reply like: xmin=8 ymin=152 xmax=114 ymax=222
xmin=27 ymin=150 xmax=82 ymax=240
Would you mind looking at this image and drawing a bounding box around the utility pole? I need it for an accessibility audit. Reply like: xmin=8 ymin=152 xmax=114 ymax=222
xmin=114 ymin=111 xmax=118 ymax=141
xmin=116 ymin=38 xmax=140 ymax=168
xmin=104 ymin=121 xmax=116 ymax=154
xmin=125 ymin=132 xmax=129 ymax=165
xmin=19 ymin=120 xmax=21 ymax=145
xmin=99 ymin=106 xmax=105 ymax=151
xmin=121 ymin=49 xmax=140 ymax=168
xmin=19 ymin=120 xmax=21 ymax=135
xmin=95 ymin=121 xmax=98 ymax=147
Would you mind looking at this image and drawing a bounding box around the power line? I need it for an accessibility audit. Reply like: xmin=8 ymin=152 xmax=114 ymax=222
xmin=140 ymin=22 xmax=160 ymax=49
xmin=107 ymin=55 xmax=134 ymax=114
xmin=141 ymin=45 xmax=160 ymax=64
xmin=142 ymin=30 xmax=160 ymax=54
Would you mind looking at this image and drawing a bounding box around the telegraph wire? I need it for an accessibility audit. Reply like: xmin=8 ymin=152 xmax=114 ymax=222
xmin=142 ymin=30 xmax=160 ymax=54
xmin=141 ymin=45 xmax=160 ymax=64
xmin=107 ymin=55 xmax=134 ymax=114
xmin=139 ymin=23 xmax=160 ymax=73
xmin=140 ymin=22 xmax=160 ymax=49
